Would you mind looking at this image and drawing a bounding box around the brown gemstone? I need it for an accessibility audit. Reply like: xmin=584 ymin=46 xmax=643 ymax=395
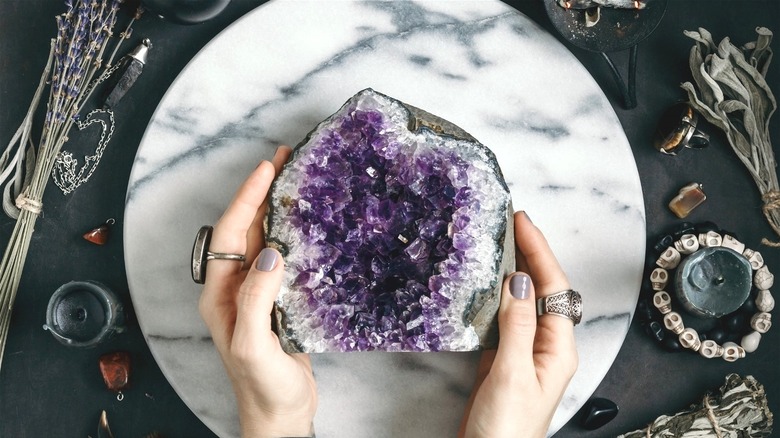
xmin=83 ymin=224 xmax=110 ymax=245
xmin=668 ymin=182 xmax=706 ymax=218
xmin=99 ymin=351 xmax=130 ymax=392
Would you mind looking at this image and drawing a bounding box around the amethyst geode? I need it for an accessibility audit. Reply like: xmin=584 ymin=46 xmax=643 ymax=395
xmin=266 ymin=89 xmax=514 ymax=353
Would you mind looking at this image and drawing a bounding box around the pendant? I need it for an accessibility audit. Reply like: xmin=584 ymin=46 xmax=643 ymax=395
xmin=83 ymin=218 xmax=116 ymax=245
xmin=99 ymin=351 xmax=131 ymax=401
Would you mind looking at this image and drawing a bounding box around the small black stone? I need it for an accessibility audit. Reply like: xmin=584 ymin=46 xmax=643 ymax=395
xmin=644 ymin=320 xmax=665 ymax=343
xmin=707 ymin=327 xmax=727 ymax=344
xmin=652 ymin=234 xmax=674 ymax=255
xmin=740 ymin=296 xmax=757 ymax=314
xmin=672 ymin=222 xmax=696 ymax=238
xmin=579 ymin=397 xmax=619 ymax=430
xmin=724 ymin=313 xmax=746 ymax=334
xmin=695 ymin=221 xmax=720 ymax=234
xmin=662 ymin=335 xmax=683 ymax=352
xmin=636 ymin=298 xmax=654 ymax=322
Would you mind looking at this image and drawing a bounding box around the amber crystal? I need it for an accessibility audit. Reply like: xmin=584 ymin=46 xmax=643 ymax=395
xmin=99 ymin=351 xmax=130 ymax=392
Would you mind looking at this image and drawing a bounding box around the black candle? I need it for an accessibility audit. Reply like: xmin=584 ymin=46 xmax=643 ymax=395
xmin=44 ymin=281 xmax=124 ymax=347
xmin=675 ymin=247 xmax=752 ymax=318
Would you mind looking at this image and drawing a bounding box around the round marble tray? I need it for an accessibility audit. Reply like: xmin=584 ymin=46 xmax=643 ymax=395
xmin=124 ymin=1 xmax=646 ymax=437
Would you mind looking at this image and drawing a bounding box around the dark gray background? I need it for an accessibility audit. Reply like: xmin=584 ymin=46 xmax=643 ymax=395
xmin=1 ymin=1 xmax=777 ymax=436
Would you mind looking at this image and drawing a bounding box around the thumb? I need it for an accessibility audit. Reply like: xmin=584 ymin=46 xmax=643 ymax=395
xmin=232 ymin=247 xmax=285 ymax=353
xmin=492 ymin=272 xmax=537 ymax=377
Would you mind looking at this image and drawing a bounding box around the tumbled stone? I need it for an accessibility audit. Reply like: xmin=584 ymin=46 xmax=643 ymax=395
xmin=579 ymin=397 xmax=619 ymax=430
xmin=99 ymin=351 xmax=130 ymax=392
xmin=267 ymin=89 xmax=514 ymax=353
xmin=741 ymin=331 xmax=761 ymax=353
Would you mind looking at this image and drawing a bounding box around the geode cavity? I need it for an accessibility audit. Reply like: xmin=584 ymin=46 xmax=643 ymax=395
xmin=267 ymin=89 xmax=513 ymax=353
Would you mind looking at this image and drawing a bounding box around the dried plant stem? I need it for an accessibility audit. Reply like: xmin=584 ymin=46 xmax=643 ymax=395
xmin=681 ymin=27 xmax=778 ymax=245
xmin=618 ymin=374 xmax=773 ymax=438
xmin=0 ymin=0 xmax=124 ymax=373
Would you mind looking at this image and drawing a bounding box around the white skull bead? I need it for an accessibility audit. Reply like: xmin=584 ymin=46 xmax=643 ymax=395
xmin=699 ymin=340 xmax=724 ymax=358
xmin=663 ymin=311 xmax=684 ymax=334
xmin=698 ymin=231 xmax=723 ymax=248
xmin=722 ymin=342 xmax=746 ymax=362
xmin=674 ymin=234 xmax=700 ymax=255
xmin=742 ymin=248 xmax=765 ymax=271
xmin=656 ymin=247 xmax=681 ymax=270
xmin=754 ymin=265 xmax=774 ymax=290
xmin=720 ymin=234 xmax=746 ymax=254
xmin=678 ymin=327 xmax=701 ymax=351
xmin=653 ymin=291 xmax=672 ymax=314
xmin=650 ymin=268 xmax=669 ymax=291
xmin=756 ymin=290 xmax=775 ymax=312
xmin=750 ymin=312 xmax=772 ymax=334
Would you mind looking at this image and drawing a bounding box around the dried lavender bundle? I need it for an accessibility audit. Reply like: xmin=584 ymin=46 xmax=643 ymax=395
xmin=0 ymin=0 xmax=138 ymax=372
xmin=680 ymin=28 xmax=779 ymax=245
xmin=618 ymin=374 xmax=773 ymax=438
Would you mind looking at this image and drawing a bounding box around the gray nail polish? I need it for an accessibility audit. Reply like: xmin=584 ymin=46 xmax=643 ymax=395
xmin=509 ymin=273 xmax=531 ymax=299
xmin=256 ymin=248 xmax=278 ymax=271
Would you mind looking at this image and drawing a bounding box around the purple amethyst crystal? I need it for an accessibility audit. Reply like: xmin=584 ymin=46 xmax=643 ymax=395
xmin=267 ymin=89 xmax=514 ymax=353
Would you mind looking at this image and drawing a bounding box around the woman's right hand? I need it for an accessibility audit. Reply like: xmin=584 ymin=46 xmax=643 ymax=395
xmin=460 ymin=211 xmax=579 ymax=438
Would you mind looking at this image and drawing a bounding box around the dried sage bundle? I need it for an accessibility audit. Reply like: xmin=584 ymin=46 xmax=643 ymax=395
xmin=681 ymin=28 xmax=779 ymax=245
xmin=618 ymin=374 xmax=773 ymax=438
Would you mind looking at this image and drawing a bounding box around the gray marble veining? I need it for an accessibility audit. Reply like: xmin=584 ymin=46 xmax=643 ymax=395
xmin=124 ymin=1 xmax=645 ymax=437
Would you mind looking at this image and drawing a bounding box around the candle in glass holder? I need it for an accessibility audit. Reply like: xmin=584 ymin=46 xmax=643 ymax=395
xmin=44 ymin=281 xmax=124 ymax=347
xmin=675 ymin=247 xmax=752 ymax=318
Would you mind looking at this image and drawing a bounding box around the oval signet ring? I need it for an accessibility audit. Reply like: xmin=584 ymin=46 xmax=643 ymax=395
xmin=191 ymin=225 xmax=246 ymax=284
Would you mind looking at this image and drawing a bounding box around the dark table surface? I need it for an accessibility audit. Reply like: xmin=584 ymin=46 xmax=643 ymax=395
xmin=1 ymin=1 xmax=778 ymax=436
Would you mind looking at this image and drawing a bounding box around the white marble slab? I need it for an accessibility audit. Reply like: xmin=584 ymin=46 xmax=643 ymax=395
xmin=124 ymin=1 xmax=646 ymax=437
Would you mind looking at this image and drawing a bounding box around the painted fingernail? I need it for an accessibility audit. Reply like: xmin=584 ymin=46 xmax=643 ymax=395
xmin=509 ymin=273 xmax=531 ymax=300
xmin=256 ymin=248 xmax=278 ymax=271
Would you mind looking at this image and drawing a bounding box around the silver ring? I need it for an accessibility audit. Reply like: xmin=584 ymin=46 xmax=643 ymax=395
xmin=536 ymin=289 xmax=582 ymax=325
xmin=191 ymin=226 xmax=246 ymax=284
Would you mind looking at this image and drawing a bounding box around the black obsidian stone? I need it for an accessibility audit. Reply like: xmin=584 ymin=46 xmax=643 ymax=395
xmin=579 ymin=397 xmax=619 ymax=430
xmin=724 ymin=313 xmax=746 ymax=333
xmin=652 ymin=234 xmax=674 ymax=255
xmin=636 ymin=298 xmax=654 ymax=322
xmin=662 ymin=335 xmax=683 ymax=352
xmin=707 ymin=327 xmax=727 ymax=344
xmin=695 ymin=221 xmax=720 ymax=234
xmin=740 ymin=295 xmax=757 ymax=314
xmin=672 ymin=222 xmax=696 ymax=238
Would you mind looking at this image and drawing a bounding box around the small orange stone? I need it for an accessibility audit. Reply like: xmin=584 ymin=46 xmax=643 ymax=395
xmin=83 ymin=219 xmax=114 ymax=245
xmin=99 ymin=351 xmax=130 ymax=392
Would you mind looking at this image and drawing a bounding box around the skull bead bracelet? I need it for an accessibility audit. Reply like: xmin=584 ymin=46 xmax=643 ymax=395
xmin=646 ymin=224 xmax=773 ymax=361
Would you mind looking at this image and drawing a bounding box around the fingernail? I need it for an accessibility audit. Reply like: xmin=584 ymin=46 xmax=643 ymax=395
xmin=509 ymin=273 xmax=531 ymax=300
xmin=256 ymin=248 xmax=278 ymax=271
xmin=523 ymin=211 xmax=533 ymax=224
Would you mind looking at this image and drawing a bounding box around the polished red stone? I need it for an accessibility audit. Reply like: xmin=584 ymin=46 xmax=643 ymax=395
xmin=83 ymin=224 xmax=110 ymax=245
xmin=99 ymin=351 xmax=130 ymax=392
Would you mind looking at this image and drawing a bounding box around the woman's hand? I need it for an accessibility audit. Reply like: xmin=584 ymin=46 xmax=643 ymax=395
xmin=198 ymin=146 xmax=317 ymax=438
xmin=459 ymin=211 xmax=579 ymax=438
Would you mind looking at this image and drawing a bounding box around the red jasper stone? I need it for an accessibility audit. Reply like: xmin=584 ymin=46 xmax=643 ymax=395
xmin=99 ymin=351 xmax=130 ymax=392
xmin=83 ymin=224 xmax=110 ymax=245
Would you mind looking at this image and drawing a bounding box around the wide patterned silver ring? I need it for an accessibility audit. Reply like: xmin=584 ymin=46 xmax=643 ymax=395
xmin=536 ymin=289 xmax=582 ymax=326
xmin=191 ymin=226 xmax=246 ymax=284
